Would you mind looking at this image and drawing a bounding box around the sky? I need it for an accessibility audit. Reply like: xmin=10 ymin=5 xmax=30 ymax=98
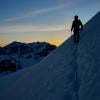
xmin=0 ymin=0 xmax=100 ymax=47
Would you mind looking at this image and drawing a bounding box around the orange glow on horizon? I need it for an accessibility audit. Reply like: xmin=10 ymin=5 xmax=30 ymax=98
xmin=0 ymin=40 xmax=11 ymax=47
xmin=46 ymin=38 xmax=65 ymax=46
xmin=22 ymin=37 xmax=65 ymax=46
xmin=0 ymin=37 xmax=65 ymax=47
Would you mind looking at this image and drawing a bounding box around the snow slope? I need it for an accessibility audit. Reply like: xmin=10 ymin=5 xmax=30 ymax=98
xmin=78 ymin=11 xmax=100 ymax=100
xmin=0 ymin=11 xmax=100 ymax=100
xmin=0 ymin=37 xmax=77 ymax=100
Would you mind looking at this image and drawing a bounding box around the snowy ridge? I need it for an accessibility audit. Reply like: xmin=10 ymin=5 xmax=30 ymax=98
xmin=0 ymin=12 xmax=100 ymax=100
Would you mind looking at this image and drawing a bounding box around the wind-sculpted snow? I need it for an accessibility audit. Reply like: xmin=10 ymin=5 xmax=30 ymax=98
xmin=0 ymin=11 xmax=100 ymax=100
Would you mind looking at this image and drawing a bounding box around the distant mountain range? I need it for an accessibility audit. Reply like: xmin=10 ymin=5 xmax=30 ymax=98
xmin=0 ymin=41 xmax=56 ymax=55
xmin=0 ymin=41 xmax=57 ymax=76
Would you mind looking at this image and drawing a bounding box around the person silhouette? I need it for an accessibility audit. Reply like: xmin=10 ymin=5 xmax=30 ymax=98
xmin=71 ymin=15 xmax=83 ymax=43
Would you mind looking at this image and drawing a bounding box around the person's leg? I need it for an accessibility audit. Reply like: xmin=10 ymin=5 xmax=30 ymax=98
xmin=74 ymin=31 xmax=77 ymax=43
xmin=76 ymin=31 xmax=80 ymax=43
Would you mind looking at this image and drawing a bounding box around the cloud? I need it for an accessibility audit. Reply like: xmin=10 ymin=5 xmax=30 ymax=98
xmin=4 ymin=4 xmax=67 ymax=22
xmin=0 ymin=24 xmax=71 ymax=47
xmin=0 ymin=24 xmax=69 ymax=33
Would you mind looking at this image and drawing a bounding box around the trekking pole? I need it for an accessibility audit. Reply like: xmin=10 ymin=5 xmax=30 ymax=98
xmin=65 ymin=24 xmax=67 ymax=32
xmin=65 ymin=24 xmax=68 ymax=37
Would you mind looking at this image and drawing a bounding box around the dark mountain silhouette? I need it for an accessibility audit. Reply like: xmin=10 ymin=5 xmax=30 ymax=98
xmin=0 ymin=41 xmax=56 ymax=55
xmin=0 ymin=41 xmax=56 ymax=76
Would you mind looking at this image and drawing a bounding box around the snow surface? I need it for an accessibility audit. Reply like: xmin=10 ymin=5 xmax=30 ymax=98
xmin=78 ymin=11 xmax=100 ymax=100
xmin=0 ymin=11 xmax=100 ymax=100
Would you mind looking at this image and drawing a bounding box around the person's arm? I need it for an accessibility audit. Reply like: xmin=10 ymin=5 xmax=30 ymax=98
xmin=79 ymin=20 xmax=83 ymax=30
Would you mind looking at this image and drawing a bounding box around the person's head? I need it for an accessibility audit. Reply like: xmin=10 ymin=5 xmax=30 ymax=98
xmin=74 ymin=15 xmax=78 ymax=20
